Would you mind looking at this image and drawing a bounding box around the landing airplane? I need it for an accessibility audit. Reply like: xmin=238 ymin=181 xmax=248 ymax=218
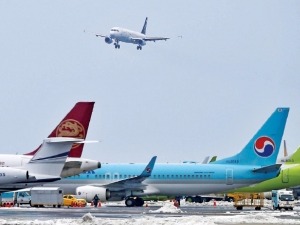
xmin=96 ymin=17 xmax=169 ymax=50
xmin=0 ymin=102 xmax=100 ymax=178
xmin=49 ymin=108 xmax=288 ymax=207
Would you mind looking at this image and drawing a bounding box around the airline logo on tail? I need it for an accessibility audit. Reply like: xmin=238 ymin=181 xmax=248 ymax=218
xmin=254 ymin=136 xmax=275 ymax=157
xmin=56 ymin=119 xmax=85 ymax=149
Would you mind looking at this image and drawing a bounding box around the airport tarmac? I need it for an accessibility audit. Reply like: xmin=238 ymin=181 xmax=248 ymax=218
xmin=0 ymin=201 xmax=300 ymax=224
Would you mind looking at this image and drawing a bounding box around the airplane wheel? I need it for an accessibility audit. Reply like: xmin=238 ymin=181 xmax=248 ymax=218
xmin=118 ymin=45 xmax=120 ymax=49
xmin=125 ymin=198 xmax=135 ymax=207
xmin=135 ymin=198 xmax=144 ymax=207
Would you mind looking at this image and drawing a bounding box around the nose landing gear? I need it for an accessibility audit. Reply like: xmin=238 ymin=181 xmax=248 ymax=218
xmin=137 ymin=46 xmax=142 ymax=50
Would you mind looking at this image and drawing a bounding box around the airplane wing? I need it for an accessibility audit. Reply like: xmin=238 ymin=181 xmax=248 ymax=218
xmin=131 ymin=37 xmax=169 ymax=42
xmin=95 ymin=34 xmax=107 ymax=38
xmin=92 ymin=156 xmax=157 ymax=191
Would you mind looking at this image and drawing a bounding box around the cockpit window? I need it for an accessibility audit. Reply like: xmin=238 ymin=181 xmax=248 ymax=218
xmin=111 ymin=29 xmax=119 ymax=32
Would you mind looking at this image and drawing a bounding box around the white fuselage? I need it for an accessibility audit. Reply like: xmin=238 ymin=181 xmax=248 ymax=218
xmin=110 ymin=27 xmax=146 ymax=46
xmin=0 ymin=154 xmax=100 ymax=178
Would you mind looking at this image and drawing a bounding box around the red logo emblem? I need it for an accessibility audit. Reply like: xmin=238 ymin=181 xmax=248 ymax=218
xmin=56 ymin=119 xmax=85 ymax=149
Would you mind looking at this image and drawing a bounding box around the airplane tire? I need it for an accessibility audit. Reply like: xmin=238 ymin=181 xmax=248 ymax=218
xmin=135 ymin=198 xmax=144 ymax=207
xmin=125 ymin=198 xmax=135 ymax=207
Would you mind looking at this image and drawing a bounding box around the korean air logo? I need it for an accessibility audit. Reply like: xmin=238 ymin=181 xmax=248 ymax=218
xmin=254 ymin=136 xmax=275 ymax=157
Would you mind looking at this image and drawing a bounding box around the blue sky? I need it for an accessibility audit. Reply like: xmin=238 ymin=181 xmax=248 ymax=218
xmin=0 ymin=1 xmax=299 ymax=163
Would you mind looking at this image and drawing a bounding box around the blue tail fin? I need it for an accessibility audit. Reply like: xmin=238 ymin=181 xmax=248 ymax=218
xmin=212 ymin=108 xmax=289 ymax=166
xmin=141 ymin=17 xmax=148 ymax=35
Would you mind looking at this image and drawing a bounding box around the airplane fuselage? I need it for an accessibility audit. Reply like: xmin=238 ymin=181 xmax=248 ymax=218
xmin=228 ymin=164 xmax=300 ymax=193
xmin=0 ymin=154 xmax=100 ymax=178
xmin=110 ymin=27 xmax=146 ymax=46
xmin=48 ymin=162 xmax=280 ymax=199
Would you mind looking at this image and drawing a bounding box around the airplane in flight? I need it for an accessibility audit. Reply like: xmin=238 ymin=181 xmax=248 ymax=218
xmin=96 ymin=17 xmax=169 ymax=50
xmin=0 ymin=102 xmax=100 ymax=178
xmin=49 ymin=108 xmax=289 ymax=207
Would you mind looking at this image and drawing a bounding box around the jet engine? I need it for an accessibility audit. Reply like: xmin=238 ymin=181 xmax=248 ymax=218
xmin=137 ymin=39 xmax=146 ymax=46
xmin=105 ymin=37 xmax=113 ymax=44
xmin=76 ymin=185 xmax=110 ymax=202
xmin=0 ymin=167 xmax=29 ymax=184
xmin=61 ymin=158 xmax=101 ymax=178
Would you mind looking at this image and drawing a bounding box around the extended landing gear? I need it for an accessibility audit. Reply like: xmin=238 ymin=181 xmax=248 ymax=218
xmin=125 ymin=197 xmax=144 ymax=207
xmin=114 ymin=43 xmax=120 ymax=49
xmin=137 ymin=46 xmax=142 ymax=50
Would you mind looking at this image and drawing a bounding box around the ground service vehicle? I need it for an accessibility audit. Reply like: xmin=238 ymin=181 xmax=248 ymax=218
xmin=14 ymin=190 xmax=31 ymax=206
xmin=63 ymin=194 xmax=87 ymax=207
xmin=272 ymin=190 xmax=294 ymax=210
xmin=30 ymin=187 xmax=63 ymax=208
xmin=233 ymin=193 xmax=264 ymax=210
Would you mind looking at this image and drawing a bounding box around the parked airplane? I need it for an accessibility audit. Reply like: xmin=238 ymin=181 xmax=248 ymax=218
xmin=49 ymin=108 xmax=288 ymax=207
xmin=0 ymin=137 xmax=82 ymax=187
xmin=0 ymin=102 xmax=100 ymax=178
xmin=225 ymin=144 xmax=300 ymax=193
xmin=96 ymin=17 xmax=169 ymax=50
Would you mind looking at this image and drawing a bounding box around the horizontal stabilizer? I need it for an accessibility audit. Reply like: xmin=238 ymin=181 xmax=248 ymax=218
xmin=44 ymin=137 xmax=84 ymax=143
xmin=252 ymin=164 xmax=281 ymax=173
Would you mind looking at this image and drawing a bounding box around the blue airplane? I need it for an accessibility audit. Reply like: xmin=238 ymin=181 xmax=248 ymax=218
xmin=52 ymin=108 xmax=289 ymax=207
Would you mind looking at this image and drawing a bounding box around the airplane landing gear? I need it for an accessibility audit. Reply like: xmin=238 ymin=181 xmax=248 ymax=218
xmin=137 ymin=46 xmax=142 ymax=50
xmin=125 ymin=197 xmax=144 ymax=207
xmin=114 ymin=43 xmax=120 ymax=49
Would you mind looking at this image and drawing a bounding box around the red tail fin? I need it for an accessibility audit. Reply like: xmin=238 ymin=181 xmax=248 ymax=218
xmin=25 ymin=102 xmax=95 ymax=157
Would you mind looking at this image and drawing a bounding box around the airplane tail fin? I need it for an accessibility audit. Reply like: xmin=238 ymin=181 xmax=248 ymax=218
xmin=285 ymin=147 xmax=300 ymax=164
xmin=25 ymin=102 xmax=95 ymax=158
xmin=141 ymin=17 xmax=148 ymax=35
xmin=25 ymin=137 xmax=83 ymax=178
xmin=212 ymin=108 xmax=289 ymax=166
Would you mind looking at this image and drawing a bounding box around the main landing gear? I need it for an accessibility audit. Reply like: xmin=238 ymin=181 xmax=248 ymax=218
xmin=125 ymin=197 xmax=144 ymax=207
xmin=137 ymin=45 xmax=142 ymax=50
xmin=114 ymin=43 xmax=120 ymax=49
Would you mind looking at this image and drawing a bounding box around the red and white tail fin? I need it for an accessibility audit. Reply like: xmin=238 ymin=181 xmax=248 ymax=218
xmin=24 ymin=102 xmax=95 ymax=157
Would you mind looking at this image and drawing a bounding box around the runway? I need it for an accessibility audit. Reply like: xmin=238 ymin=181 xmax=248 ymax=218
xmin=0 ymin=201 xmax=300 ymax=224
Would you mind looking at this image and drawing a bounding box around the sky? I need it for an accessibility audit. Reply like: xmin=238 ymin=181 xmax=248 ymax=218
xmin=0 ymin=1 xmax=299 ymax=163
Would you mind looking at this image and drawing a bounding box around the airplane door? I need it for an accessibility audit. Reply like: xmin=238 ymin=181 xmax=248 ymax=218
xmin=226 ymin=169 xmax=233 ymax=185
xmin=282 ymin=169 xmax=289 ymax=183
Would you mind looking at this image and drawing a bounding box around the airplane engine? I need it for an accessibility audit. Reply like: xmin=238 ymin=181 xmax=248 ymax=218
xmin=61 ymin=158 xmax=101 ymax=178
xmin=0 ymin=167 xmax=29 ymax=184
xmin=105 ymin=37 xmax=113 ymax=44
xmin=76 ymin=185 xmax=110 ymax=202
xmin=137 ymin=39 xmax=146 ymax=46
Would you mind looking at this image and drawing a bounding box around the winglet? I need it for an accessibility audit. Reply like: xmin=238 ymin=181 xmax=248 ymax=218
xmin=140 ymin=156 xmax=157 ymax=177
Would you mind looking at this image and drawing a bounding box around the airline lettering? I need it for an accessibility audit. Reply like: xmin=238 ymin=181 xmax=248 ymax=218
xmin=83 ymin=170 xmax=95 ymax=174
xmin=226 ymin=159 xmax=239 ymax=164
